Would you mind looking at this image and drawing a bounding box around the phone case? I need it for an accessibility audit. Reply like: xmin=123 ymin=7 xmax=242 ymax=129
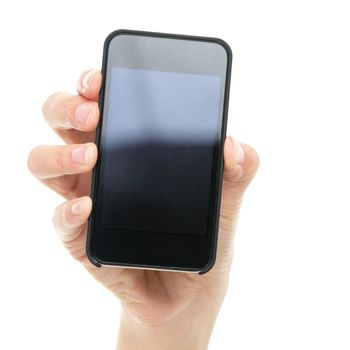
xmin=86 ymin=29 xmax=232 ymax=274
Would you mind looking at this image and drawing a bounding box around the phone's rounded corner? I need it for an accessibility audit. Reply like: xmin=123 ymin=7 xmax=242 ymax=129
xmin=86 ymin=244 xmax=103 ymax=268
xmin=213 ymin=38 xmax=233 ymax=64
xmin=104 ymin=29 xmax=133 ymax=46
xmin=197 ymin=253 xmax=217 ymax=275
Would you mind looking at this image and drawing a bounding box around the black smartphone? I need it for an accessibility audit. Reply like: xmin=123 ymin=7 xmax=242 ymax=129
xmin=87 ymin=29 xmax=232 ymax=273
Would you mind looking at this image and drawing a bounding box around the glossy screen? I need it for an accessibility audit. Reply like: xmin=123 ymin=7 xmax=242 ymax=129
xmin=97 ymin=67 xmax=221 ymax=235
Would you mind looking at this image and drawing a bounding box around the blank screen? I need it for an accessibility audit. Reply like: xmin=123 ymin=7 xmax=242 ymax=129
xmin=98 ymin=67 xmax=221 ymax=235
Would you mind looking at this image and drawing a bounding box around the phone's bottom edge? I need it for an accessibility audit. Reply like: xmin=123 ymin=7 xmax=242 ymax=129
xmin=97 ymin=262 xmax=203 ymax=274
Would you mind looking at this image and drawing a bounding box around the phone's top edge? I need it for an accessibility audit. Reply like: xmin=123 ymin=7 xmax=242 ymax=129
xmin=104 ymin=29 xmax=232 ymax=59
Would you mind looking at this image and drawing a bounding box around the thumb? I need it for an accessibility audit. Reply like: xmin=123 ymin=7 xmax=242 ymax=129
xmin=222 ymin=136 xmax=260 ymax=205
xmin=213 ymin=136 xmax=260 ymax=273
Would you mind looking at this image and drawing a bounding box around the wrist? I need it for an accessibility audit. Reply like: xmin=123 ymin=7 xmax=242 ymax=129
xmin=116 ymin=293 xmax=224 ymax=350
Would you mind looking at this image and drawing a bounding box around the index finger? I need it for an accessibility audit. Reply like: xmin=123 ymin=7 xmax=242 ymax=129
xmin=42 ymin=69 xmax=102 ymax=144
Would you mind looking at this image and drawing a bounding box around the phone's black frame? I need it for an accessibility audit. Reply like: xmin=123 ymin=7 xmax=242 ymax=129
xmin=86 ymin=29 xmax=232 ymax=274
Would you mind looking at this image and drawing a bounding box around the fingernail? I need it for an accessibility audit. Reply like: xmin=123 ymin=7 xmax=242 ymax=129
xmin=77 ymin=69 xmax=97 ymax=93
xmin=71 ymin=199 xmax=84 ymax=216
xmin=72 ymin=145 xmax=93 ymax=165
xmin=232 ymin=138 xmax=245 ymax=164
xmin=75 ymin=102 xmax=96 ymax=125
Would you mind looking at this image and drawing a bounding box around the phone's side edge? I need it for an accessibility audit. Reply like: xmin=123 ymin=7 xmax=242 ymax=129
xmin=198 ymin=40 xmax=233 ymax=275
xmin=85 ymin=33 xmax=117 ymax=268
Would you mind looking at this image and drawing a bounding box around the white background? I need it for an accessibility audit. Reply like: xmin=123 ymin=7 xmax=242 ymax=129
xmin=1 ymin=0 xmax=349 ymax=349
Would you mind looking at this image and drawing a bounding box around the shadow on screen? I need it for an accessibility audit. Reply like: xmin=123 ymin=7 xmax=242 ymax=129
xmin=98 ymin=140 xmax=216 ymax=236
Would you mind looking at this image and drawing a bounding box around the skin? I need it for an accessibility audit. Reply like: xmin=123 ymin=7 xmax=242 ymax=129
xmin=27 ymin=69 xmax=259 ymax=350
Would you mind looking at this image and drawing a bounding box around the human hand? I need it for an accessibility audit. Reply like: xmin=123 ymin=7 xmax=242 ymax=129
xmin=28 ymin=69 xmax=259 ymax=350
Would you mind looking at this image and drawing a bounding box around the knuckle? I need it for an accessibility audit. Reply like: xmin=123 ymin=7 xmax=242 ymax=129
xmin=42 ymin=92 xmax=60 ymax=120
xmin=239 ymin=169 xmax=256 ymax=186
xmin=52 ymin=205 xmax=63 ymax=229
xmin=61 ymin=94 xmax=84 ymax=119
xmin=224 ymin=170 xmax=254 ymax=190
xmin=224 ymin=146 xmax=260 ymax=188
xmin=59 ymin=95 xmax=73 ymax=124
xmin=42 ymin=92 xmax=80 ymax=128
xmin=52 ymin=146 xmax=70 ymax=173
xmin=27 ymin=147 xmax=39 ymax=174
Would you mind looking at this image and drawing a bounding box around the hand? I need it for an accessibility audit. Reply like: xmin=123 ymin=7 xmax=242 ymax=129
xmin=28 ymin=69 xmax=259 ymax=350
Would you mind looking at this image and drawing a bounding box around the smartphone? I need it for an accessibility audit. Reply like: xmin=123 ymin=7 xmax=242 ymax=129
xmin=86 ymin=29 xmax=232 ymax=274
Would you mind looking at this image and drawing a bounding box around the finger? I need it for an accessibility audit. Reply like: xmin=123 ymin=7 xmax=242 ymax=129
xmin=42 ymin=92 xmax=99 ymax=138
xmin=76 ymin=69 xmax=102 ymax=101
xmin=220 ymin=136 xmax=259 ymax=221
xmin=27 ymin=143 xmax=97 ymax=179
xmin=213 ymin=136 xmax=260 ymax=273
xmin=53 ymin=196 xmax=92 ymax=262
xmin=40 ymin=172 xmax=92 ymax=201
xmin=222 ymin=136 xmax=260 ymax=198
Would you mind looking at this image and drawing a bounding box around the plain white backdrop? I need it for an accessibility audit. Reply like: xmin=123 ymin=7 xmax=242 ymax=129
xmin=1 ymin=0 xmax=349 ymax=349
